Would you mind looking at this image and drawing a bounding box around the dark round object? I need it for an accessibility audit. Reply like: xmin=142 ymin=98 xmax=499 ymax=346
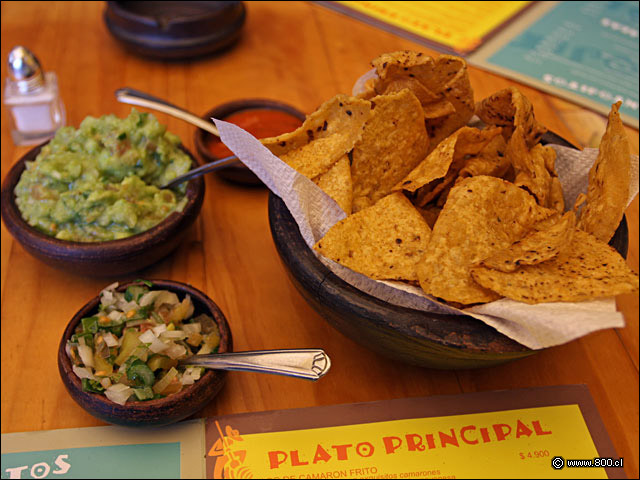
xmin=104 ymin=1 xmax=246 ymax=60
xmin=0 ymin=144 xmax=205 ymax=277
xmin=194 ymin=98 xmax=306 ymax=186
xmin=58 ymin=280 xmax=232 ymax=427
xmin=267 ymin=132 xmax=629 ymax=369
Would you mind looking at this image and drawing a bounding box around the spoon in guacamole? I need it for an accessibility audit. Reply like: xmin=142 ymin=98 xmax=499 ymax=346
xmin=115 ymin=88 xmax=243 ymax=189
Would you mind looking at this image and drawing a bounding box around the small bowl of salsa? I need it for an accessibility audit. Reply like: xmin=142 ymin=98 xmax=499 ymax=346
xmin=194 ymin=99 xmax=305 ymax=185
xmin=58 ymin=279 xmax=232 ymax=426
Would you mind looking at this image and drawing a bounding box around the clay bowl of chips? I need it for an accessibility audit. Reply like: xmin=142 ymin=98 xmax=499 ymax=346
xmin=1 ymin=112 xmax=205 ymax=277
xmin=260 ymin=51 xmax=636 ymax=369
xmin=268 ymin=129 xmax=630 ymax=370
xmin=194 ymin=98 xmax=305 ymax=185
xmin=58 ymin=279 xmax=232 ymax=427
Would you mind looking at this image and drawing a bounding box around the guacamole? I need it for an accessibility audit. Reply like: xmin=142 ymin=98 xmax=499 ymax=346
xmin=14 ymin=110 xmax=192 ymax=242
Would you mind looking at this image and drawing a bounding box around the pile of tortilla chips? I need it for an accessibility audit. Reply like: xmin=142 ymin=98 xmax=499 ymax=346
xmin=262 ymin=51 xmax=638 ymax=306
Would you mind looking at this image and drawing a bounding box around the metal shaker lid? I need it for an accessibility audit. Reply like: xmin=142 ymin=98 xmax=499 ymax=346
xmin=8 ymin=46 xmax=45 ymax=93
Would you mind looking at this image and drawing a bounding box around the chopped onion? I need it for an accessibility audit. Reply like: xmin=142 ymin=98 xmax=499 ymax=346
xmin=102 ymin=332 xmax=119 ymax=347
xmin=77 ymin=344 xmax=94 ymax=368
xmin=130 ymin=344 xmax=149 ymax=362
xmin=149 ymin=338 xmax=169 ymax=354
xmin=138 ymin=329 xmax=157 ymax=344
xmin=116 ymin=298 xmax=139 ymax=313
xmin=153 ymin=290 xmax=179 ymax=307
xmin=184 ymin=367 xmax=201 ymax=381
xmin=139 ymin=329 xmax=168 ymax=353
xmin=153 ymin=367 xmax=178 ymax=394
xmin=101 ymin=282 xmax=119 ymax=294
xmin=139 ymin=290 xmax=161 ymax=307
xmin=105 ymin=384 xmax=133 ymax=405
xmin=160 ymin=330 xmax=186 ymax=341
xmin=100 ymin=282 xmax=118 ymax=307
xmin=108 ymin=310 xmax=124 ymax=322
xmin=164 ymin=343 xmax=187 ymax=359
xmin=94 ymin=334 xmax=110 ymax=358
xmin=107 ymin=382 xmax=130 ymax=392
xmin=72 ymin=365 xmax=94 ymax=380
xmin=100 ymin=377 xmax=112 ymax=389
xmin=180 ymin=372 xmax=195 ymax=385
xmin=182 ymin=323 xmax=201 ymax=335
xmin=151 ymin=324 xmax=167 ymax=336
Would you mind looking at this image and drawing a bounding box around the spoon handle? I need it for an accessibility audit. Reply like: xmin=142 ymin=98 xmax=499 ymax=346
xmin=115 ymin=87 xmax=220 ymax=137
xmin=161 ymin=154 xmax=240 ymax=189
xmin=179 ymin=349 xmax=331 ymax=381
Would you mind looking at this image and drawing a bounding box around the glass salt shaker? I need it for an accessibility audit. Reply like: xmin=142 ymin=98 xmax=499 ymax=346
xmin=3 ymin=46 xmax=65 ymax=145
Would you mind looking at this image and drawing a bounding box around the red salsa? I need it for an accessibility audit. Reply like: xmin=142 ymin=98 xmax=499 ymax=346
xmin=206 ymin=108 xmax=303 ymax=159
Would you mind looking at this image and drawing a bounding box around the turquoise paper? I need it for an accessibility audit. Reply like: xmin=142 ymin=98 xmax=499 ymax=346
xmin=487 ymin=1 xmax=639 ymax=121
xmin=1 ymin=443 xmax=180 ymax=479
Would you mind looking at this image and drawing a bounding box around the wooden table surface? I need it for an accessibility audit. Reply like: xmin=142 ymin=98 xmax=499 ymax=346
xmin=2 ymin=2 xmax=638 ymax=477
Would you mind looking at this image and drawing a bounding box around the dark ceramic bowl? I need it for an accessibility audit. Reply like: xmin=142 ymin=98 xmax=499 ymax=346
xmin=104 ymin=1 xmax=246 ymax=60
xmin=194 ymin=98 xmax=306 ymax=186
xmin=58 ymin=280 xmax=232 ymax=427
xmin=0 ymin=144 xmax=205 ymax=277
xmin=267 ymin=132 xmax=629 ymax=370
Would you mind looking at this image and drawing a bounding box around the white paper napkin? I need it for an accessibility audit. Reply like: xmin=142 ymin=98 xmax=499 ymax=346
xmin=213 ymin=117 xmax=638 ymax=350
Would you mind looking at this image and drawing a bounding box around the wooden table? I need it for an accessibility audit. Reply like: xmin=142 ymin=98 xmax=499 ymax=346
xmin=2 ymin=2 xmax=638 ymax=477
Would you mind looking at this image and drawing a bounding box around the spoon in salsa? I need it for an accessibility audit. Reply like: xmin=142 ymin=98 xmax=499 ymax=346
xmin=179 ymin=348 xmax=331 ymax=381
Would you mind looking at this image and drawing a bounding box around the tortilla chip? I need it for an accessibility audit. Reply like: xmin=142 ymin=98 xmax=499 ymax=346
xmin=475 ymin=87 xmax=546 ymax=147
xmin=476 ymin=87 xmax=562 ymax=209
xmin=371 ymin=51 xmax=475 ymax=149
xmin=476 ymin=211 xmax=576 ymax=272
xmin=470 ymin=230 xmax=639 ymax=304
xmin=417 ymin=176 xmax=555 ymax=305
xmin=382 ymin=77 xmax=456 ymax=120
xmin=576 ymin=101 xmax=631 ymax=242
xmin=372 ymin=51 xmax=434 ymax=84
xmin=313 ymin=155 xmax=352 ymax=214
xmin=394 ymin=126 xmax=502 ymax=208
xmin=261 ymin=94 xmax=372 ymax=178
xmin=548 ymin=177 xmax=565 ymax=213
xmin=511 ymin=141 xmax=563 ymax=210
xmin=356 ymin=78 xmax=377 ymax=100
xmin=279 ymin=137 xmax=347 ymax=179
xmin=351 ymin=89 xmax=429 ymax=211
xmin=457 ymin=134 xmax=509 ymax=180
xmin=314 ymin=192 xmax=431 ymax=281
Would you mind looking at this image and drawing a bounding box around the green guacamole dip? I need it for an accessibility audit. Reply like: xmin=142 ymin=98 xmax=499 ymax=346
xmin=14 ymin=110 xmax=192 ymax=242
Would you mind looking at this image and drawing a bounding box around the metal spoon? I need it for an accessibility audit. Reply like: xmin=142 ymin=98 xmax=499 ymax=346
xmin=178 ymin=348 xmax=331 ymax=381
xmin=115 ymin=87 xmax=241 ymax=189
xmin=116 ymin=87 xmax=221 ymax=136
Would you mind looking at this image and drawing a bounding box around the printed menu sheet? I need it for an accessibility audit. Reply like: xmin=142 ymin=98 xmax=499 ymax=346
xmin=469 ymin=1 xmax=639 ymax=128
xmin=320 ymin=1 xmax=532 ymax=54
xmin=1 ymin=385 xmax=625 ymax=479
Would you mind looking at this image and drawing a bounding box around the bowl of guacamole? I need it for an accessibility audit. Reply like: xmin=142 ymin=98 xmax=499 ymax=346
xmin=1 ymin=109 xmax=205 ymax=276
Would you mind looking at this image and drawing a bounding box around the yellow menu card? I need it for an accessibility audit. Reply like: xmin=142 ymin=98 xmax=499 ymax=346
xmin=1 ymin=385 xmax=624 ymax=479
xmin=205 ymin=385 xmax=624 ymax=479
xmin=329 ymin=1 xmax=532 ymax=54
